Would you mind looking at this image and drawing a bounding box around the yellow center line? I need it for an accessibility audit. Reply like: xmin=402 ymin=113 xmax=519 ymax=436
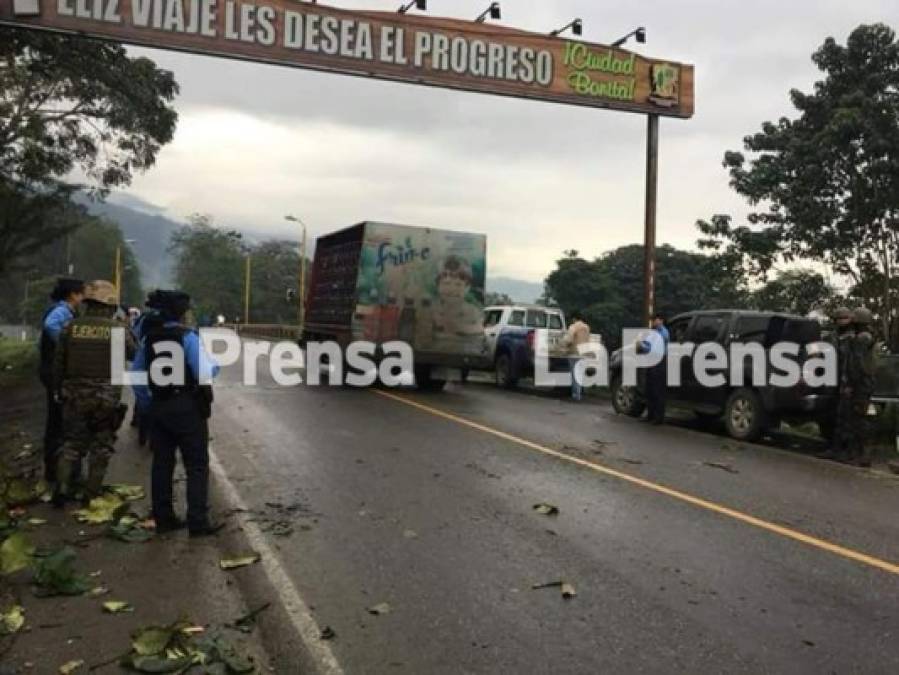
xmin=373 ymin=389 xmax=899 ymax=577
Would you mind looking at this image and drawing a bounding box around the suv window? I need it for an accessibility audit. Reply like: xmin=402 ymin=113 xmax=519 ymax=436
xmin=781 ymin=318 xmax=821 ymax=345
xmin=668 ymin=318 xmax=691 ymax=343
xmin=691 ymin=315 xmax=727 ymax=343
xmin=548 ymin=314 xmax=563 ymax=330
xmin=734 ymin=315 xmax=771 ymax=345
xmin=508 ymin=310 xmax=525 ymax=327
xmin=484 ymin=309 xmax=503 ymax=328
xmin=526 ymin=310 xmax=547 ymax=328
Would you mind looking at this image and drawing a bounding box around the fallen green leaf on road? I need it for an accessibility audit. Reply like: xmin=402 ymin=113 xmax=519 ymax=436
xmin=105 ymin=484 xmax=146 ymax=502
xmin=367 ymin=602 xmax=391 ymax=616
xmin=122 ymin=621 xmax=253 ymax=674
xmin=533 ymin=503 xmax=560 ymax=516
xmin=73 ymin=494 xmax=128 ymax=525
xmin=59 ymin=660 xmax=84 ymax=674
xmin=3 ymin=478 xmax=34 ymax=506
xmin=89 ymin=585 xmax=110 ymax=597
xmin=103 ymin=600 xmax=133 ymax=614
xmin=1 ymin=532 xmax=35 ymax=575
xmin=108 ymin=515 xmax=154 ymax=543
xmin=33 ymin=547 xmax=92 ymax=596
xmin=0 ymin=604 xmax=25 ymax=635
xmin=219 ymin=554 xmax=260 ymax=570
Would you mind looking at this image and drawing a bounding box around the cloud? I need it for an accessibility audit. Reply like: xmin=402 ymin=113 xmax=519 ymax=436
xmin=120 ymin=0 xmax=897 ymax=281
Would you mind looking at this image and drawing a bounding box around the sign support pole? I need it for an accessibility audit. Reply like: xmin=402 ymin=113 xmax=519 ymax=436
xmin=643 ymin=113 xmax=659 ymax=327
xmin=244 ymin=255 xmax=251 ymax=324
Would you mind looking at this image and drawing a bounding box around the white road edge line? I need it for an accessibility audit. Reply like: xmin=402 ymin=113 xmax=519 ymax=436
xmin=208 ymin=445 xmax=344 ymax=675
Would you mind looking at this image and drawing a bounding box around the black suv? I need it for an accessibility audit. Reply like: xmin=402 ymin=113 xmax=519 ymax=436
xmin=609 ymin=310 xmax=834 ymax=441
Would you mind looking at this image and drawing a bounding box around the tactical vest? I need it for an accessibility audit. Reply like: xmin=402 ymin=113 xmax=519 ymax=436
xmin=64 ymin=315 xmax=116 ymax=380
xmin=146 ymin=325 xmax=192 ymax=400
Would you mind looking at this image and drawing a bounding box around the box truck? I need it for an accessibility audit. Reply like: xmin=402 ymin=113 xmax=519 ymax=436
xmin=303 ymin=222 xmax=490 ymax=389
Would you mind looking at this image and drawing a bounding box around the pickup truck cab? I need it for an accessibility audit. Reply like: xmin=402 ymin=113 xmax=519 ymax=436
xmin=483 ymin=305 xmax=568 ymax=387
xmin=609 ymin=310 xmax=833 ymax=441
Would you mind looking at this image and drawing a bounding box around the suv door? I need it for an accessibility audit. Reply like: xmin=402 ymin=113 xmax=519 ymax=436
xmin=664 ymin=316 xmax=694 ymax=400
xmin=683 ymin=313 xmax=731 ymax=408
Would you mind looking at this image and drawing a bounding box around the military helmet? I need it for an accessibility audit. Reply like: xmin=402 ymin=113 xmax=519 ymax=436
xmin=853 ymin=307 xmax=873 ymax=325
xmin=832 ymin=306 xmax=852 ymax=321
xmin=83 ymin=280 xmax=118 ymax=306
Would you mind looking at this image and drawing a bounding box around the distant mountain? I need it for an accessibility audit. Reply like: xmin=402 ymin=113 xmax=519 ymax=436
xmin=487 ymin=276 xmax=544 ymax=304
xmin=74 ymin=194 xmax=183 ymax=290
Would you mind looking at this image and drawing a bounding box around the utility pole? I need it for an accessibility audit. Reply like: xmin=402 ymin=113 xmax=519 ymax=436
xmin=114 ymin=245 xmax=122 ymax=305
xmin=643 ymin=114 xmax=659 ymax=327
xmin=244 ymin=255 xmax=252 ymax=324
xmin=285 ymin=215 xmax=308 ymax=332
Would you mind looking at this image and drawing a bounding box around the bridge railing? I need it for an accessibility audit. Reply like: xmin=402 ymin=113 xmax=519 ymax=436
xmin=223 ymin=324 xmax=301 ymax=341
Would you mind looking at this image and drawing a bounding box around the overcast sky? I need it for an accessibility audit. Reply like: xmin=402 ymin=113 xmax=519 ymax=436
xmin=120 ymin=0 xmax=898 ymax=282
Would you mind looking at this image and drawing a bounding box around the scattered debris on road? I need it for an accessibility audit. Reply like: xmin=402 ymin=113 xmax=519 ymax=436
xmin=102 ymin=600 xmax=133 ymax=614
xmin=58 ymin=658 xmax=84 ymax=673
xmin=703 ymin=461 xmax=740 ymax=474
xmin=531 ymin=580 xmax=577 ymax=599
xmin=33 ymin=547 xmax=92 ymax=597
xmin=219 ymin=553 xmax=261 ymax=570
xmin=533 ymin=503 xmax=559 ymax=516
xmin=320 ymin=625 xmax=336 ymax=640
xmin=367 ymin=602 xmax=392 ymax=616
xmin=121 ymin=619 xmax=255 ymax=673
xmin=228 ymin=602 xmax=271 ymax=634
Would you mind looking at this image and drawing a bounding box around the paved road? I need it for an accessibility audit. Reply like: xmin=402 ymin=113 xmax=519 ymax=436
xmin=211 ymin=351 xmax=899 ymax=674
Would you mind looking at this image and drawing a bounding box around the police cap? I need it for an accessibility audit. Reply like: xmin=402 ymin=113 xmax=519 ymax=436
xmin=50 ymin=277 xmax=85 ymax=302
xmin=155 ymin=290 xmax=191 ymax=319
xmin=145 ymin=290 xmax=164 ymax=310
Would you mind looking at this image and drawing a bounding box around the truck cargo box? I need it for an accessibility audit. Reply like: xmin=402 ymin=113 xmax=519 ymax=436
xmin=304 ymin=222 xmax=490 ymax=377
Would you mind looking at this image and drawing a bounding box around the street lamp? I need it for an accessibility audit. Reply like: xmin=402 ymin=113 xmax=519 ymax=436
xmin=549 ymin=18 xmax=582 ymax=38
xmin=397 ymin=0 xmax=425 ymax=14
xmin=285 ymin=215 xmax=308 ymax=333
xmin=612 ymin=27 xmax=646 ymax=48
xmin=475 ymin=2 xmax=501 ymax=22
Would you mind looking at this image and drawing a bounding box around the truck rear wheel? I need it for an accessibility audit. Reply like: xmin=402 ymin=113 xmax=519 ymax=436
xmin=495 ymin=353 xmax=518 ymax=389
xmin=415 ymin=365 xmax=446 ymax=392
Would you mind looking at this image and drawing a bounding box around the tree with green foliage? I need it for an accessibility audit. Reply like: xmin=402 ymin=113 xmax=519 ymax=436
xmin=249 ymin=240 xmax=306 ymax=325
xmin=1 ymin=212 xmax=142 ymax=325
xmin=752 ymin=269 xmax=837 ymax=316
xmin=544 ymin=245 xmax=751 ymax=347
xmin=0 ymin=29 xmax=178 ymax=277
xmin=697 ymin=24 xmax=899 ymax=342
xmin=169 ymin=215 xmax=247 ymax=323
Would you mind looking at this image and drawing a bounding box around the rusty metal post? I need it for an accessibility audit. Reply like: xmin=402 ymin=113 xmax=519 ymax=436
xmin=643 ymin=113 xmax=659 ymax=327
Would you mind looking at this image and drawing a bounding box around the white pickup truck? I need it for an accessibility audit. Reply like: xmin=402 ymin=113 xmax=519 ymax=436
xmin=481 ymin=305 xmax=569 ymax=387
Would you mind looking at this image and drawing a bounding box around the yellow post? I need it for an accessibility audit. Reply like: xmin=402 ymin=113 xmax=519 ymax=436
xmin=299 ymin=225 xmax=307 ymax=332
xmin=244 ymin=255 xmax=251 ymax=324
xmin=114 ymin=245 xmax=122 ymax=304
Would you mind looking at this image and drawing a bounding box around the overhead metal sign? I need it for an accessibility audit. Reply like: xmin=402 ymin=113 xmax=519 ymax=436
xmin=2 ymin=0 xmax=694 ymax=118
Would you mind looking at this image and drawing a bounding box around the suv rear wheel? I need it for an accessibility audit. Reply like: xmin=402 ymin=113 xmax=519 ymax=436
xmin=611 ymin=377 xmax=646 ymax=418
xmin=724 ymin=388 xmax=767 ymax=441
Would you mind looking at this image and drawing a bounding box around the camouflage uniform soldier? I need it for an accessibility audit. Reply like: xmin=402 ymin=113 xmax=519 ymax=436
xmin=52 ymin=280 xmax=129 ymax=506
xmin=847 ymin=307 xmax=876 ymax=467
xmin=819 ymin=307 xmax=855 ymax=461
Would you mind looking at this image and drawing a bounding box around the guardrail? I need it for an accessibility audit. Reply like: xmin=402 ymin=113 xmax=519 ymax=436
xmin=224 ymin=324 xmax=301 ymax=341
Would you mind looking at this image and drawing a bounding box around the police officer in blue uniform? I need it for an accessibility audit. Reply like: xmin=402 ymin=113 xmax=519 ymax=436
xmin=131 ymin=291 xmax=221 ymax=536
xmin=39 ymin=278 xmax=85 ymax=481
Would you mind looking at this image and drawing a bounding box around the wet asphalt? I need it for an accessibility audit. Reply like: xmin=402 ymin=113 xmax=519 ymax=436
xmin=210 ymin=354 xmax=899 ymax=674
